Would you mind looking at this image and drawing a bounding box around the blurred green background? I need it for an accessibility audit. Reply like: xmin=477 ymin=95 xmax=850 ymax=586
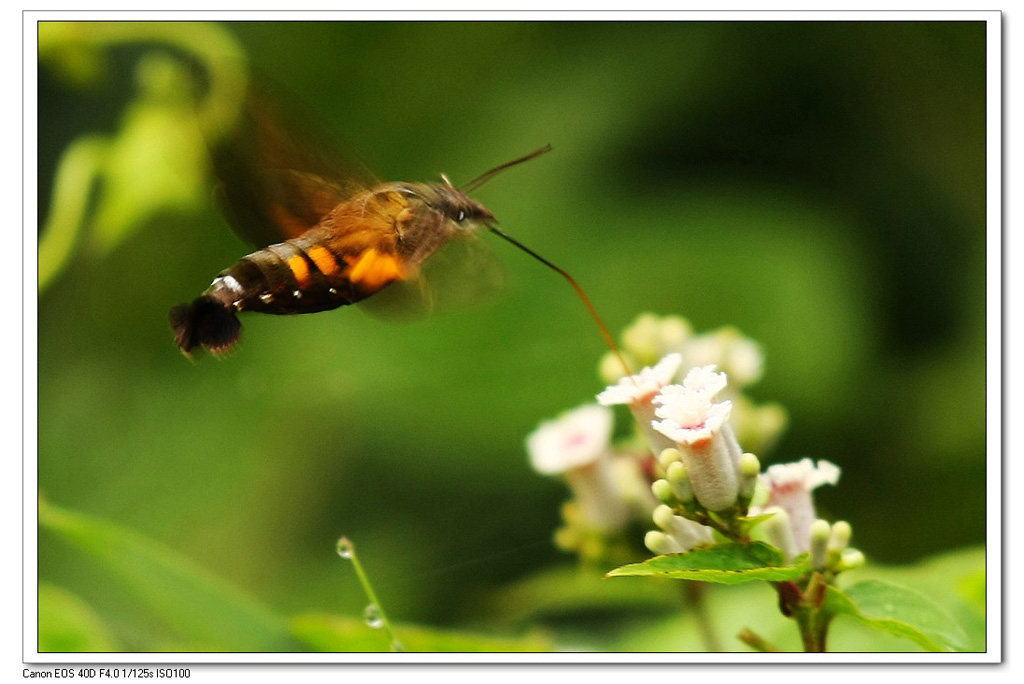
xmin=36 ymin=20 xmax=987 ymax=651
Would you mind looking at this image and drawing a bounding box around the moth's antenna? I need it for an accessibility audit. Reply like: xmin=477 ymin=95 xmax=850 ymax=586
xmin=488 ymin=225 xmax=632 ymax=377
xmin=461 ymin=145 xmax=553 ymax=194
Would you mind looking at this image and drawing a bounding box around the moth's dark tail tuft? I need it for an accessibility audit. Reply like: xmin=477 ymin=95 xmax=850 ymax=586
xmin=169 ymin=295 xmax=241 ymax=358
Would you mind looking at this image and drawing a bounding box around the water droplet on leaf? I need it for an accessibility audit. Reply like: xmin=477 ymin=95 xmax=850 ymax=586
xmin=364 ymin=604 xmax=384 ymax=629
xmin=336 ymin=537 xmax=352 ymax=559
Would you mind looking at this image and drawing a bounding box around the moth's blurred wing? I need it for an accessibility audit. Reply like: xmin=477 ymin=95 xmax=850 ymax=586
xmin=357 ymin=235 xmax=505 ymax=322
xmin=210 ymin=85 xmax=376 ymax=248
xmin=421 ymin=234 xmax=506 ymax=310
xmin=355 ymin=275 xmax=432 ymax=322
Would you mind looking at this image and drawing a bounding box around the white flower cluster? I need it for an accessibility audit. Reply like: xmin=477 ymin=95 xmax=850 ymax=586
xmin=527 ymin=313 xmax=858 ymax=571
xmin=603 ymin=359 xmax=745 ymax=514
xmin=599 ymin=314 xmax=763 ymax=390
xmin=598 ymin=313 xmax=786 ymax=456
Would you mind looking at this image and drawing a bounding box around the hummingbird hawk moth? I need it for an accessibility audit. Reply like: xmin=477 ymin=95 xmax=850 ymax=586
xmin=170 ymin=89 xmax=626 ymax=370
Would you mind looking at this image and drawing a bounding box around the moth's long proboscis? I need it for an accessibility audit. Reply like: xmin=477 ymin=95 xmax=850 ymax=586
xmin=488 ymin=225 xmax=632 ymax=377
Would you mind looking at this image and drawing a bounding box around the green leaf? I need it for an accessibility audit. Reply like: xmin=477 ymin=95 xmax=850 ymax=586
xmin=606 ymin=542 xmax=809 ymax=584
xmin=956 ymin=568 xmax=986 ymax=612
xmin=486 ymin=564 xmax=683 ymax=625
xmin=39 ymin=499 xmax=301 ymax=652
xmin=735 ymin=512 xmax=777 ymax=535
xmin=832 ymin=546 xmax=985 ymax=651
xmin=39 ymin=583 xmax=120 ymax=652
xmin=613 ymin=581 xmax=803 ymax=653
xmin=37 ymin=136 xmax=108 ymax=292
xmin=824 ymin=580 xmax=971 ymax=652
xmin=291 ymin=613 xmax=552 ymax=653
xmin=89 ymin=95 xmax=208 ymax=255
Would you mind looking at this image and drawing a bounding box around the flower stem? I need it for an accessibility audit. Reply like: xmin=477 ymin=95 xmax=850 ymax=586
xmin=776 ymin=576 xmax=831 ymax=653
xmin=337 ymin=536 xmax=404 ymax=652
xmin=792 ymin=602 xmax=833 ymax=652
xmin=682 ymin=582 xmax=722 ymax=652
xmin=738 ymin=627 xmax=782 ymax=652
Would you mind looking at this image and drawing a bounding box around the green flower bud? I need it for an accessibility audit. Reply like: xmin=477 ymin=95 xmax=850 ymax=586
xmin=665 ymin=461 xmax=694 ymax=503
xmin=737 ymin=452 xmax=761 ymax=500
xmin=622 ymin=313 xmax=662 ymax=365
xmin=762 ymin=506 xmax=798 ymax=562
xmin=652 ymin=504 xmax=678 ymax=531
xmin=650 ymin=505 xmax=716 ymax=552
xmin=838 ymin=548 xmax=865 ymax=571
xmin=598 ymin=349 xmax=636 ymax=384
xmin=658 ymin=447 xmax=683 ymax=470
xmin=828 ymin=520 xmax=852 ymax=553
xmin=644 ymin=530 xmax=680 ymax=556
xmin=810 ymin=519 xmax=831 ymax=570
xmin=651 ymin=479 xmax=677 ymax=506
xmin=657 ymin=315 xmax=692 ymax=350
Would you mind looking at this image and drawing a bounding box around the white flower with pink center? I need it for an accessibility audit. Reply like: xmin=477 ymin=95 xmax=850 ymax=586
xmin=527 ymin=404 xmax=613 ymax=475
xmin=652 ymin=386 xmax=732 ymax=447
xmin=526 ymin=405 xmax=627 ymax=530
xmin=597 ymin=353 xmax=683 ymax=407
xmin=650 ymin=372 xmax=742 ymax=512
xmin=596 ymin=353 xmax=682 ymax=455
xmin=758 ymin=458 xmax=841 ymax=554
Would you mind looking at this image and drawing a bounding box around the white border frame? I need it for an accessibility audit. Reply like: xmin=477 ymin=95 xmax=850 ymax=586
xmin=21 ymin=9 xmax=1003 ymax=667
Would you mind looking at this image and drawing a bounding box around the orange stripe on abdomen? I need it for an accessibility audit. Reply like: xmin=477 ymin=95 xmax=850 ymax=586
xmin=287 ymin=254 xmax=311 ymax=287
xmin=306 ymin=245 xmax=340 ymax=277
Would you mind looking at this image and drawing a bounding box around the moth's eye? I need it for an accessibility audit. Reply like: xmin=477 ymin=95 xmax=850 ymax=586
xmin=457 ymin=210 xmax=466 ymax=222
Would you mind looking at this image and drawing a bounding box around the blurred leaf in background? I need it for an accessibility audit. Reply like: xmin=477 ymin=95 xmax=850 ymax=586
xmin=35 ymin=20 xmax=988 ymax=652
xmin=38 ymin=21 xmax=247 ymax=290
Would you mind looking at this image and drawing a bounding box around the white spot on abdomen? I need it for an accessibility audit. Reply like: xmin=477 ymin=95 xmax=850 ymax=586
xmin=212 ymin=275 xmax=244 ymax=295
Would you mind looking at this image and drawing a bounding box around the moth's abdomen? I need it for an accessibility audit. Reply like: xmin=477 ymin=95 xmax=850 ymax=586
xmin=206 ymin=242 xmax=349 ymax=315
xmin=170 ymin=196 xmax=415 ymax=356
xmin=170 ymin=295 xmax=242 ymax=358
xmin=206 ymin=233 xmax=407 ymax=316
xmin=169 ymin=239 xmax=355 ymax=357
